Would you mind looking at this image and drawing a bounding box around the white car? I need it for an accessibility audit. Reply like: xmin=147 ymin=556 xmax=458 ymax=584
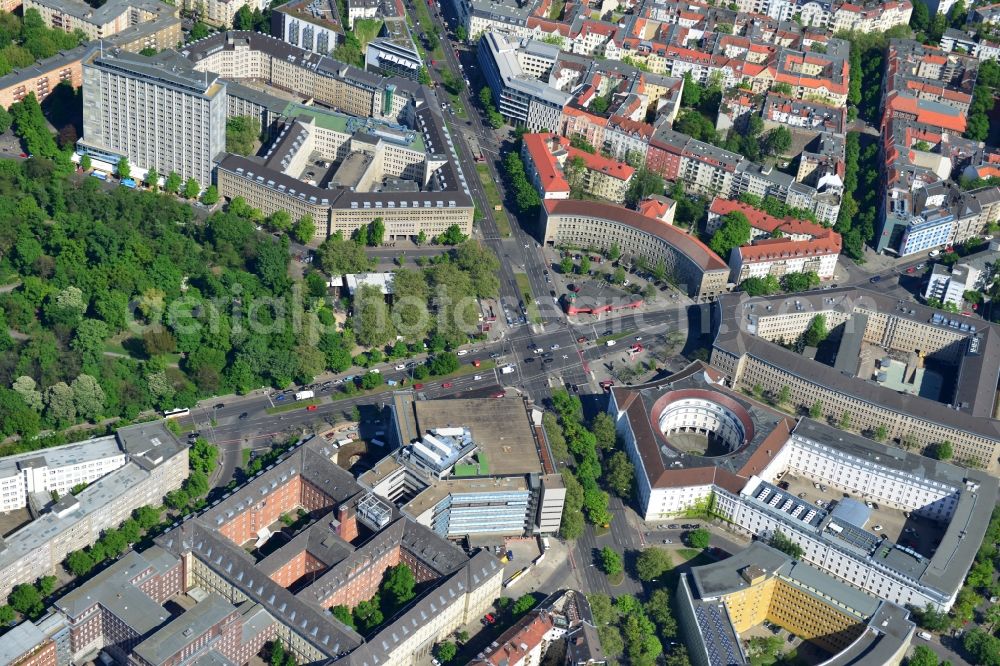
xmin=872 ymin=524 xmax=883 ymax=532
xmin=534 ymin=348 xmax=544 ymax=354
xmin=457 ymin=349 xmax=469 ymax=356
xmin=551 ymin=344 xmax=560 ymax=350
xmin=474 ymin=374 xmax=482 ymax=381
xmin=606 ymin=340 xmax=617 ymax=347
xmin=369 ymin=368 xmax=380 ymax=374
xmin=395 ymin=364 xmax=406 ymax=371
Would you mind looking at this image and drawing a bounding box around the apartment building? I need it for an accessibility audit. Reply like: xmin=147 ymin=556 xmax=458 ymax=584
xmin=677 ymin=542 xmax=915 ymax=666
xmin=347 ymin=0 xmax=379 ymax=28
xmin=729 ymin=232 xmax=841 ymax=284
xmin=541 ymin=199 xmax=730 ymax=300
xmin=711 ymin=288 xmax=1000 ymax=470
xmin=181 ymin=0 xmax=267 ymax=27
xmin=80 ymin=49 xmax=226 ymax=188
xmin=272 ymin=0 xmax=344 ymax=54
xmin=0 ymin=422 xmax=188 ymax=599
xmin=0 ymin=438 xmax=127 ymax=513
xmin=24 ymin=0 xmax=179 ymax=44
xmin=0 ymin=44 xmax=95 ymax=109
xmin=520 ymin=133 xmax=634 ymax=201
xmin=762 ymin=93 xmax=847 ymax=135
xmin=456 ymin=0 xmax=541 ymax=42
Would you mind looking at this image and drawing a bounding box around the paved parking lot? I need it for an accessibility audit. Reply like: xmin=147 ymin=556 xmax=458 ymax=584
xmin=780 ymin=472 xmax=944 ymax=556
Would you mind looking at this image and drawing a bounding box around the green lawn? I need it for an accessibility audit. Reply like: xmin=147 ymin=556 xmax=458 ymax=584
xmin=476 ymin=164 xmax=511 ymax=236
xmin=266 ymin=398 xmax=321 ymax=414
xmin=676 ymin=548 xmax=703 ymax=562
xmin=595 ymin=330 xmax=633 ymax=345
xmin=514 ymin=273 xmax=541 ymax=323
xmin=353 ymin=18 xmax=383 ymax=48
xmin=410 ymin=1 xmax=444 ymax=60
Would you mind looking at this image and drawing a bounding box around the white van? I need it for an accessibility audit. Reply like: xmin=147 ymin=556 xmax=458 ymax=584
xmin=918 ymin=631 xmax=932 ymax=641
xmin=606 ymin=340 xmax=617 ymax=347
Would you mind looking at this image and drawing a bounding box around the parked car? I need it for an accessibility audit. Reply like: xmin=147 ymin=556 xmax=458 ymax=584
xmin=306 ymin=405 xmax=318 ymax=411
xmin=442 ymin=382 xmax=453 ymax=388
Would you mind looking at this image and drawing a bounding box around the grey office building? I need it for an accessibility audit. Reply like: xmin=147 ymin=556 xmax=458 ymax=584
xmin=81 ymin=49 xmax=227 ymax=187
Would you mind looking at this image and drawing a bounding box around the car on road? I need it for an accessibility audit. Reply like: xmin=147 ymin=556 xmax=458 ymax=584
xmin=239 ymin=412 xmax=249 ymax=420
xmin=473 ymin=375 xmax=483 ymax=380
xmin=798 ymin=492 xmax=807 ymax=498
xmin=442 ymin=382 xmax=453 ymax=388
xmin=603 ymin=329 xmax=613 ymax=335
xmin=188 ymin=432 xmax=201 ymax=440
xmin=682 ymin=524 xmax=699 ymax=529
xmin=543 ymin=358 xmax=554 ymax=364
xmin=918 ymin=631 xmax=932 ymax=641
xmin=457 ymin=349 xmax=469 ymax=356
xmin=551 ymin=344 xmax=560 ymax=350
xmin=635 ymin=336 xmax=642 ymax=341
xmin=668 ymin=524 xmax=680 ymax=529
xmin=869 ymin=275 xmax=881 ymax=283
xmin=872 ymin=524 xmax=883 ymax=531
xmin=395 ymin=364 xmax=406 ymax=370
xmin=276 ymin=394 xmax=286 ymax=401
xmin=577 ymin=336 xmax=588 ymax=343
xmin=492 ymin=391 xmax=505 ymax=398
xmin=214 ymin=403 xmax=225 ymax=409
xmin=490 ymin=352 xmax=501 ymax=359
xmin=663 ymin=539 xmax=672 ymax=544
xmin=306 ymin=404 xmax=317 ymax=411
xmin=906 ymin=267 xmax=914 ymax=273
xmin=483 ymin=613 xmax=496 ymax=625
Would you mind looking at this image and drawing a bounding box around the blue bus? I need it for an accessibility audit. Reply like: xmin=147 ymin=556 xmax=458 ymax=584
xmin=120 ymin=178 xmax=137 ymax=188
xmin=91 ymin=171 xmax=108 ymax=181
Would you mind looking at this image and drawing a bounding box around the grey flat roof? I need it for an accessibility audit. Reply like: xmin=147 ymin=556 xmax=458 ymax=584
xmin=133 ymin=593 xmax=235 ymax=666
xmin=29 ymin=0 xmax=172 ymax=24
xmin=713 ymin=288 xmax=1000 ymax=441
xmin=791 ymin=420 xmax=999 ymax=596
xmin=1 ymin=436 xmax=122 ymax=475
xmin=0 ymin=621 xmax=45 ymax=666
xmin=0 ymin=44 xmax=98 ymax=90
xmin=90 ymin=49 xmax=221 ymax=96
xmin=55 ymin=548 xmax=172 ymax=632
xmin=116 ymin=420 xmax=187 ymax=471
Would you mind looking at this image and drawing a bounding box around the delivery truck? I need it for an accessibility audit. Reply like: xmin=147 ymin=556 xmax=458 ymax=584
xmin=295 ymin=390 xmax=315 ymax=401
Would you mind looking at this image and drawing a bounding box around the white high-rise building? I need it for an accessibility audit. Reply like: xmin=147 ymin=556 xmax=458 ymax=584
xmin=80 ymin=49 xmax=227 ymax=187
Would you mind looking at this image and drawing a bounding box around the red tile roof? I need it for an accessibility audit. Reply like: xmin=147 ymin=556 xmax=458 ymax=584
xmin=544 ymin=199 xmax=727 ymax=271
xmin=522 ymin=133 xmax=570 ymax=195
xmin=737 ymin=233 xmax=842 ymax=263
xmin=709 ymin=198 xmax=829 ymax=239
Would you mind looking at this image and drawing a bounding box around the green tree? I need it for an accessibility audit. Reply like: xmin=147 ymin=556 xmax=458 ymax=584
xmin=765 ymin=126 xmax=792 ymax=157
xmin=134 ymin=505 xmax=161 ymax=530
xmin=0 ymin=388 xmax=41 ymax=439
xmin=604 ymin=451 xmax=634 ymax=498
xmin=560 ymin=256 xmax=573 ymax=274
xmin=873 ymin=425 xmax=888 ymax=442
xmin=910 ymin=0 xmax=929 ymax=32
xmin=9 ymin=583 xmax=43 ymax=617
xmin=184 ymin=178 xmax=200 ymax=199
xmin=591 ymin=412 xmax=616 ymax=451
xmin=201 ymin=185 xmax=219 ymax=205
xmin=636 ymin=548 xmax=673 ymax=581
xmin=624 ymin=168 xmax=665 ymax=208
xmin=709 ymin=211 xmax=751 ymax=258
xmin=165 ymin=171 xmax=182 ymax=194
xmin=600 ymin=546 xmax=623 ymax=576
xmin=456 ymin=25 xmax=468 ymax=41
xmin=292 ymin=215 xmax=316 ymax=243
xmin=417 ymin=66 xmax=431 ymax=85
xmin=645 ymin=589 xmax=677 ymax=637
xmin=117 ymin=156 xmax=131 ymax=180
xmin=512 ymin=594 xmax=537 ymax=615
xmin=369 ymin=217 xmax=385 ymax=246
xmin=770 ymin=530 xmax=804 ymax=559
xmin=687 ymin=528 xmax=710 ymax=549
xmin=65 ymin=549 xmax=95 ymax=577
xmin=612 ymin=267 xmax=626 ymax=284
xmin=353 ymin=597 xmax=384 ymax=632
xmin=802 ymin=314 xmax=828 ymax=347
xmin=777 ymin=385 xmax=791 ymax=405
xmin=382 ymin=563 xmax=416 ymax=609
xmin=809 ymin=400 xmax=823 ymax=419
xmin=331 ymin=605 xmax=355 ymax=628
xmin=932 ymin=440 xmax=953 ymax=460
xmin=0 ymin=605 xmax=14 ymax=625
xmin=80 ymin=153 xmax=91 ymax=171
xmin=906 ymin=646 xmax=939 ymax=666
xmin=145 ymin=166 xmax=158 ymax=190
xmin=435 ymin=641 xmax=458 ymax=663
xmin=747 ymin=636 xmax=783 ymax=661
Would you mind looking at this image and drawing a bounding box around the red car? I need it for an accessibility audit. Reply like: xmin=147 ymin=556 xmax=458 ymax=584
xmin=442 ymin=382 xmax=453 ymax=388
xmin=472 ymin=359 xmax=481 ymax=367
xmin=414 ymin=383 xmax=424 ymax=390
xmin=484 ymin=613 xmax=496 ymax=624
xmin=577 ymin=336 xmax=587 ymax=343
xmin=306 ymin=404 xmax=317 ymax=411
xmin=492 ymin=391 xmax=505 ymax=398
